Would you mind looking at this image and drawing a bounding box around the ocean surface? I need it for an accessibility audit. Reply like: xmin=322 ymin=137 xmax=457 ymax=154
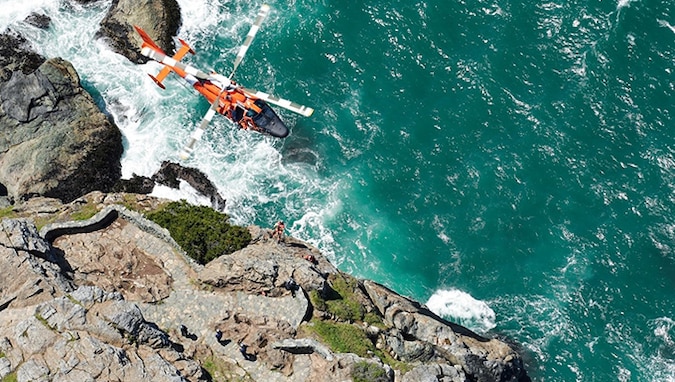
xmin=2 ymin=0 xmax=675 ymax=380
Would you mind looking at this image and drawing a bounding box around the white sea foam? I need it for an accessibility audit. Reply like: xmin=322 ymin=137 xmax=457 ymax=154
xmin=658 ymin=19 xmax=675 ymax=34
xmin=0 ymin=0 xmax=340 ymax=262
xmin=151 ymin=181 xmax=213 ymax=208
xmin=426 ymin=288 xmax=496 ymax=334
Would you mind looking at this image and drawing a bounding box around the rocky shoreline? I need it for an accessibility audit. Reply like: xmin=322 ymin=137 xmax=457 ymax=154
xmin=0 ymin=1 xmax=531 ymax=381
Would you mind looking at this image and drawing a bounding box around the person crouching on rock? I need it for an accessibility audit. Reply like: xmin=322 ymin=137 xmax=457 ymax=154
xmin=272 ymin=220 xmax=285 ymax=243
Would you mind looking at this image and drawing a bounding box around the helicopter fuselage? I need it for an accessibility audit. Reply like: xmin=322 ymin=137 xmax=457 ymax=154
xmin=192 ymin=79 xmax=290 ymax=138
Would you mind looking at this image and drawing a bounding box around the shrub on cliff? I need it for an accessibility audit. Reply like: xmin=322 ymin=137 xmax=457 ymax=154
xmin=352 ymin=361 xmax=388 ymax=382
xmin=146 ymin=200 xmax=251 ymax=264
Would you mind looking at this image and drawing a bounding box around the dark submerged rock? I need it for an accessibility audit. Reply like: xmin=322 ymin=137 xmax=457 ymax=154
xmin=24 ymin=13 xmax=51 ymax=29
xmin=152 ymin=161 xmax=226 ymax=210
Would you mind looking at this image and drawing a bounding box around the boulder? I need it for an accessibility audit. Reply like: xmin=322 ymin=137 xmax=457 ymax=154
xmin=363 ymin=281 xmax=529 ymax=382
xmin=0 ymin=219 xmax=74 ymax=312
xmin=152 ymin=161 xmax=226 ymax=210
xmin=24 ymin=13 xmax=51 ymax=29
xmin=0 ymin=32 xmax=44 ymax=82
xmin=97 ymin=0 xmax=182 ymax=63
xmin=0 ymin=35 xmax=123 ymax=203
xmin=199 ymin=234 xmax=335 ymax=297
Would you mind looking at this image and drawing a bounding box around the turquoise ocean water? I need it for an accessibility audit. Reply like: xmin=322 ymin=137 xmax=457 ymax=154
xmin=3 ymin=0 xmax=675 ymax=380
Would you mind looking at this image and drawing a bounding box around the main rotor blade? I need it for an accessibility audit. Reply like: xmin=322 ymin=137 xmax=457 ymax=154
xmin=179 ymin=89 xmax=225 ymax=159
xmin=230 ymin=4 xmax=270 ymax=78
xmin=242 ymin=88 xmax=314 ymax=117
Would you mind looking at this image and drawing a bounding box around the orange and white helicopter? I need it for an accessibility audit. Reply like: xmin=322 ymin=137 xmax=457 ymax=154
xmin=134 ymin=4 xmax=314 ymax=159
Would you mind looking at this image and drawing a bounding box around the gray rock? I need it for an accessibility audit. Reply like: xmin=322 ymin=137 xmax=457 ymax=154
xmin=97 ymin=300 xmax=169 ymax=348
xmin=0 ymin=32 xmax=44 ymax=82
xmin=0 ymin=44 xmax=123 ymax=203
xmin=401 ymin=363 xmax=466 ymax=382
xmin=97 ymin=0 xmax=182 ymax=64
xmin=1 ymin=218 xmax=50 ymax=254
xmin=363 ymin=281 xmax=529 ymax=382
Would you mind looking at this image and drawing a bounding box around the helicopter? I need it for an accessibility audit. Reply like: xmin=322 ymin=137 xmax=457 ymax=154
xmin=134 ymin=4 xmax=314 ymax=159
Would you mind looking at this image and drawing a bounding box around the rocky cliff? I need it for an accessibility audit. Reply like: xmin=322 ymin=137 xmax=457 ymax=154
xmin=0 ymin=193 xmax=529 ymax=381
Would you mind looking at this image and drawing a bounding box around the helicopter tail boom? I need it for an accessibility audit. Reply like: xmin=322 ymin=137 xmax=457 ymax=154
xmin=135 ymin=26 xmax=198 ymax=89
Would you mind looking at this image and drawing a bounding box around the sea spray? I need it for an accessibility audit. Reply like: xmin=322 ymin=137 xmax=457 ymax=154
xmin=426 ymin=288 xmax=496 ymax=334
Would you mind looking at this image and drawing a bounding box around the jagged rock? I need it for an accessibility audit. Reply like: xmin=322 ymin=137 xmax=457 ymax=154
xmin=0 ymin=219 xmax=74 ymax=311
xmin=0 ymin=285 xmax=202 ymax=381
xmin=24 ymin=13 xmax=51 ymax=29
xmin=95 ymin=300 xmax=169 ymax=348
xmin=113 ymin=174 xmax=155 ymax=194
xmin=364 ymin=280 xmax=529 ymax=382
xmin=0 ymin=32 xmax=44 ymax=82
xmin=400 ymin=363 xmax=466 ymax=382
xmin=0 ymin=36 xmax=123 ymax=203
xmin=199 ymin=237 xmax=333 ymax=297
xmin=97 ymin=0 xmax=182 ymax=63
xmin=152 ymin=161 xmax=226 ymax=210
xmin=24 ymin=12 xmax=52 ymax=29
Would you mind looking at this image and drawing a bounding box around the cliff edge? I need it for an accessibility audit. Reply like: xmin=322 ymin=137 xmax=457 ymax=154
xmin=0 ymin=192 xmax=530 ymax=382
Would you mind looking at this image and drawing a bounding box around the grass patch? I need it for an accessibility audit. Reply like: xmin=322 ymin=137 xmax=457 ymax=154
xmin=0 ymin=206 xmax=15 ymax=219
xmin=302 ymin=319 xmax=414 ymax=374
xmin=321 ymin=274 xmax=365 ymax=322
xmin=1 ymin=371 xmax=17 ymax=382
xmin=312 ymin=273 xmax=387 ymax=326
xmin=69 ymin=202 xmax=99 ymax=221
xmin=307 ymin=319 xmax=375 ymax=357
xmin=145 ymin=200 xmax=251 ymax=265
xmin=35 ymin=313 xmax=56 ymax=331
xmin=65 ymin=294 xmax=83 ymax=307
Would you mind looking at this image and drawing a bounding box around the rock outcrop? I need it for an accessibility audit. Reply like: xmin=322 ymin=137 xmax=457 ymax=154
xmin=97 ymin=0 xmax=182 ymax=63
xmin=152 ymin=161 xmax=226 ymax=211
xmin=0 ymin=33 xmax=123 ymax=204
xmin=0 ymin=193 xmax=531 ymax=381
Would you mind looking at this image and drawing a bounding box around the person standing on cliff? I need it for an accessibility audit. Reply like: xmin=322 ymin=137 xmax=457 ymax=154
xmin=272 ymin=220 xmax=285 ymax=243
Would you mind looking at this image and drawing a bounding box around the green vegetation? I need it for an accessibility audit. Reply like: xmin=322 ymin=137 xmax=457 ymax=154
xmin=307 ymin=320 xmax=375 ymax=357
xmin=65 ymin=294 xmax=83 ymax=307
xmin=145 ymin=200 xmax=251 ymax=264
xmin=201 ymin=356 xmax=253 ymax=382
xmin=1 ymin=371 xmax=17 ymax=382
xmin=68 ymin=202 xmax=99 ymax=221
xmin=35 ymin=313 xmax=56 ymax=331
xmin=324 ymin=274 xmax=365 ymax=322
xmin=0 ymin=206 xmax=15 ymax=219
xmin=311 ymin=273 xmax=387 ymax=327
xmin=352 ymin=361 xmax=389 ymax=382
xmin=304 ymin=318 xmax=412 ymax=372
